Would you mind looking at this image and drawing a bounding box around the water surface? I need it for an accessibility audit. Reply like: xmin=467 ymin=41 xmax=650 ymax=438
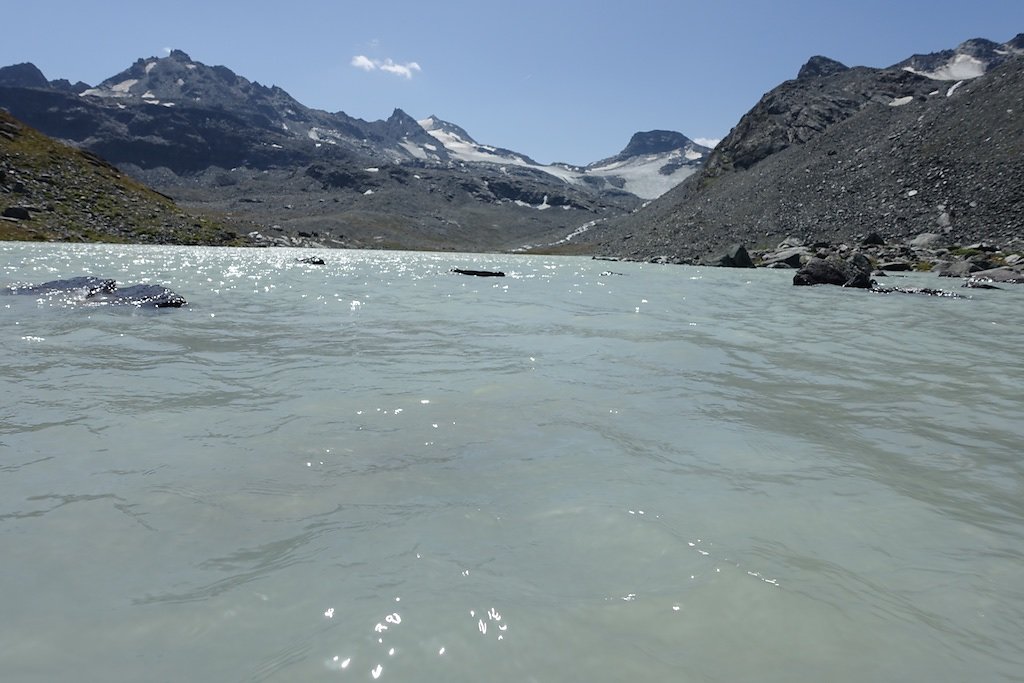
xmin=2 ymin=243 xmax=1022 ymax=681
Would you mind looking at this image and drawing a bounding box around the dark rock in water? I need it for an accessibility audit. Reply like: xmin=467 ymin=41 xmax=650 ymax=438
xmin=4 ymin=277 xmax=185 ymax=307
xmin=451 ymin=268 xmax=505 ymax=277
xmin=86 ymin=284 xmax=187 ymax=308
xmin=715 ymin=244 xmax=754 ymax=268
xmin=5 ymin=276 xmax=116 ymax=297
xmin=298 ymin=256 xmax=325 ymax=265
xmin=793 ymin=255 xmax=872 ymax=288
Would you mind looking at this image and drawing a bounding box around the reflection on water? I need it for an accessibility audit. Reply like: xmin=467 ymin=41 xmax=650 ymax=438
xmin=2 ymin=242 xmax=1023 ymax=681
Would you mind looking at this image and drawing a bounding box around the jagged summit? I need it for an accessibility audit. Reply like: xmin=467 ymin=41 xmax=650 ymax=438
xmin=80 ymin=50 xmax=296 ymax=109
xmin=797 ymin=56 xmax=849 ymax=80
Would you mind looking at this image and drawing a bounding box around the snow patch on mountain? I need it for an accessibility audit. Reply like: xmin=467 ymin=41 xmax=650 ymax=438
xmin=903 ymin=53 xmax=987 ymax=80
xmin=587 ymin=153 xmax=701 ymax=199
xmin=417 ymin=116 xmax=708 ymax=199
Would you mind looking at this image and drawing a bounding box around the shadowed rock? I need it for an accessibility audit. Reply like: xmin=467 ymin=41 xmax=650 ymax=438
xmin=714 ymin=244 xmax=755 ymax=268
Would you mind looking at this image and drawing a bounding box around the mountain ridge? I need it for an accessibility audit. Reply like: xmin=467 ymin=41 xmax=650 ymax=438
xmin=590 ymin=34 xmax=1024 ymax=262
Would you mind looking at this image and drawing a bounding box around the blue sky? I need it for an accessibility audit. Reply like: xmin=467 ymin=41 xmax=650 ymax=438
xmin=3 ymin=1 xmax=1023 ymax=165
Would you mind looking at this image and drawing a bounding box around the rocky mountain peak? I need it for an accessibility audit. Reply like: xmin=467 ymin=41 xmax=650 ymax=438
xmin=0 ymin=62 xmax=50 ymax=89
xmin=619 ymin=130 xmax=696 ymax=157
xmin=418 ymin=115 xmax=478 ymax=145
xmin=797 ymin=56 xmax=849 ymax=80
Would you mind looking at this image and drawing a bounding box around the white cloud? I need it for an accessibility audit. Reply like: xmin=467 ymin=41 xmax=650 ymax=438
xmin=351 ymin=55 xmax=376 ymax=71
xmin=694 ymin=137 xmax=721 ymax=149
xmin=379 ymin=59 xmax=421 ymax=79
xmin=351 ymin=55 xmax=421 ymax=79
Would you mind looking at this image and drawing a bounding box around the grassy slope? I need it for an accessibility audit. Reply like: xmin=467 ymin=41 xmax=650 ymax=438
xmin=0 ymin=110 xmax=249 ymax=245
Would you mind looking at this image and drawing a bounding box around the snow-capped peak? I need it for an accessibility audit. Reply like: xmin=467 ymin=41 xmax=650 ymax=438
xmin=414 ymin=118 xmax=710 ymax=200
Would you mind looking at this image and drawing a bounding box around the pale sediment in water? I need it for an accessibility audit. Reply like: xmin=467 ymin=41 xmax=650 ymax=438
xmin=2 ymin=242 xmax=1022 ymax=682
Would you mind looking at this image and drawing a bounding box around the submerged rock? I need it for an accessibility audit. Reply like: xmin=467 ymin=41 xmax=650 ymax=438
xmin=869 ymin=285 xmax=964 ymax=298
xmin=5 ymin=276 xmax=116 ymax=297
xmin=3 ymin=277 xmax=186 ymax=308
xmin=85 ymin=284 xmax=187 ymax=308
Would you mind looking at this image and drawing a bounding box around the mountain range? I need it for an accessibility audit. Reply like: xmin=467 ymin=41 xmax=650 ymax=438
xmin=0 ymin=50 xmax=708 ymax=251
xmin=2 ymin=34 xmax=1023 ymax=256
xmin=591 ymin=34 xmax=1024 ymax=262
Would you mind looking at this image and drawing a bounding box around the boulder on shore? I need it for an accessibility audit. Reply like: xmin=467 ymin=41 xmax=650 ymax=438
xmin=714 ymin=244 xmax=755 ymax=268
xmin=793 ymin=254 xmax=873 ymax=288
xmin=760 ymin=245 xmax=809 ymax=269
xmin=966 ymin=266 xmax=1024 ymax=284
xmin=934 ymin=261 xmax=982 ymax=278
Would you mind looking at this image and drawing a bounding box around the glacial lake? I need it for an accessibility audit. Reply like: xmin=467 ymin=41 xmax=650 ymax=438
xmin=2 ymin=242 xmax=1022 ymax=682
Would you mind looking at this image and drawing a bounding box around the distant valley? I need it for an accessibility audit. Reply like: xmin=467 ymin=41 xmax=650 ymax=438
xmin=0 ymin=50 xmax=708 ymax=251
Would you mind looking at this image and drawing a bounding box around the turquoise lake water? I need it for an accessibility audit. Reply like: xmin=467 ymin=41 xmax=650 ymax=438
xmin=2 ymin=242 xmax=1023 ymax=681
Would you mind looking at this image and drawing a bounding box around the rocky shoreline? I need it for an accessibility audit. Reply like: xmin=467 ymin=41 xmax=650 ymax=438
xmin=600 ymin=230 xmax=1024 ymax=292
